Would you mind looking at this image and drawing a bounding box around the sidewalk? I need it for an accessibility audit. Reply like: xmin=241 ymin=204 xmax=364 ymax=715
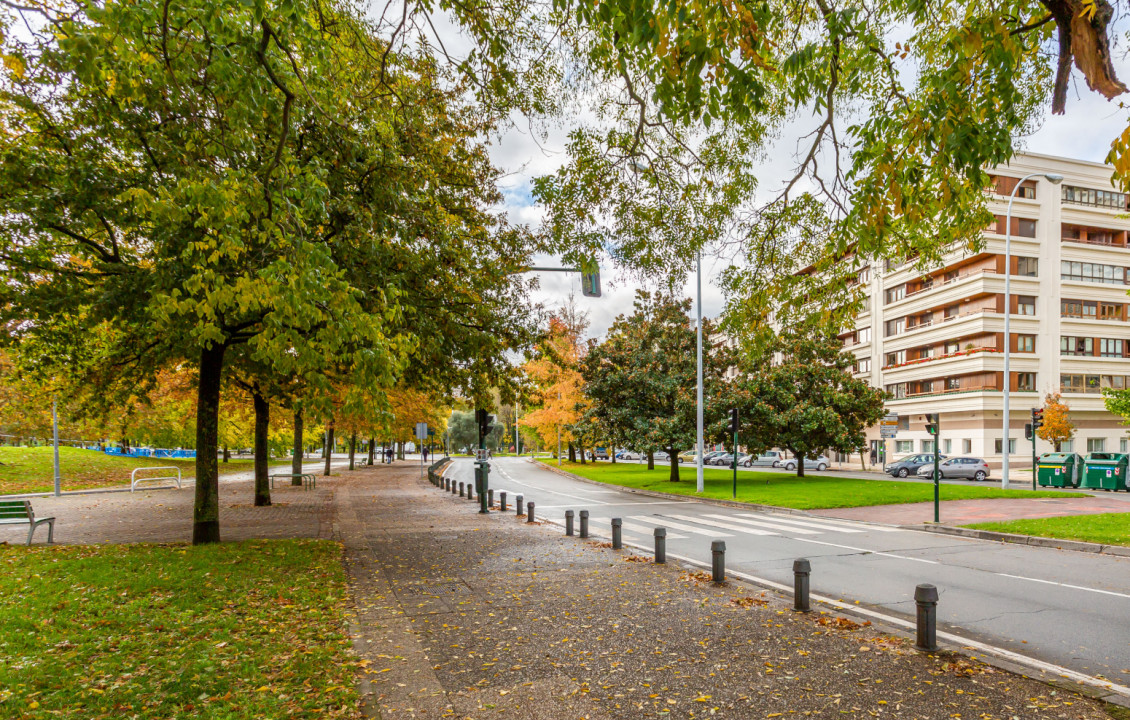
xmin=341 ymin=463 xmax=1112 ymax=719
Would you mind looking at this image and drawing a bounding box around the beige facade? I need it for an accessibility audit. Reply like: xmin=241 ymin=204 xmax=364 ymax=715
xmin=850 ymin=152 xmax=1130 ymax=468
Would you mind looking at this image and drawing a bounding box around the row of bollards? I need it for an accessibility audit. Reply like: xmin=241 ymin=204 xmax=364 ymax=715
xmin=432 ymin=474 xmax=940 ymax=654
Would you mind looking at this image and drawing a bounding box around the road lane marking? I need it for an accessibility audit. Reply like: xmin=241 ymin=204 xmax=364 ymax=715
xmin=706 ymin=514 xmax=821 ymax=535
xmin=661 ymin=514 xmax=775 ymax=536
xmin=588 ymin=517 xmax=688 ymax=539
xmin=742 ymin=514 xmax=867 ymax=534
xmin=738 ymin=513 xmax=900 ymax=533
xmin=996 ymin=573 xmax=1130 ymax=600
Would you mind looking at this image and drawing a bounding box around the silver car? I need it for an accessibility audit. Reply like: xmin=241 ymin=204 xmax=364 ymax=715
xmin=747 ymin=451 xmax=784 ymax=468
xmin=916 ymin=457 xmax=990 ymax=481
xmin=780 ymin=455 xmax=830 ymax=471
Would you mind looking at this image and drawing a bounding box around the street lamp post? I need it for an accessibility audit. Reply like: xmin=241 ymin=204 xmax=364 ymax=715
xmin=1002 ymin=172 xmax=1062 ymax=489
xmin=696 ymin=251 xmax=704 ymax=493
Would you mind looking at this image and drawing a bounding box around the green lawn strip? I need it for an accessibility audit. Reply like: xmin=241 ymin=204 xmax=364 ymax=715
xmin=964 ymin=513 xmax=1130 ymax=547
xmin=0 ymin=539 xmax=360 ymax=719
xmin=0 ymin=446 xmax=257 ymax=494
xmin=543 ymin=460 xmax=1076 ymax=510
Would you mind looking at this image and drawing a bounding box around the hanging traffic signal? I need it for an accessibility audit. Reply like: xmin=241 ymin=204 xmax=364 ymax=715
xmin=729 ymin=408 xmax=739 ymax=434
xmin=476 ymin=409 xmax=495 ymax=438
xmin=581 ymin=270 xmax=601 ymax=298
xmin=1032 ymin=407 xmax=1044 ymax=432
xmin=925 ymin=413 xmax=939 ymax=436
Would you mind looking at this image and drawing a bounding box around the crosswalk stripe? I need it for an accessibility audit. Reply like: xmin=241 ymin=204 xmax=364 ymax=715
xmin=738 ymin=513 xmax=900 ymax=533
xmin=661 ymin=514 xmax=775 ymax=536
xmin=639 ymin=517 xmax=733 ymax=537
xmin=703 ymin=513 xmax=821 ymax=535
xmin=587 ymin=517 xmax=688 ymax=539
xmin=740 ymin=514 xmax=866 ymax=534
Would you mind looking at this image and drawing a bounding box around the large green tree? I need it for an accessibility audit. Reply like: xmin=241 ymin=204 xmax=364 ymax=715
xmin=579 ymin=291 xmax=730 ymax=481
xmin=725 ymin=333 xmax=886 ymax=477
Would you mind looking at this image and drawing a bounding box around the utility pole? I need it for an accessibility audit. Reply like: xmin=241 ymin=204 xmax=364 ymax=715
xmin=1031 ymin=407 xmax=1044 ymax=490
xmin=926 ymin=413 xmax=940 ymax=522
xmin=52 ymin=398 xmax=61 ymax=497
xmin=696 ymin=251 xmax=704 ymax=493
xmin=730 ymin=408 xmax=739 ymax=499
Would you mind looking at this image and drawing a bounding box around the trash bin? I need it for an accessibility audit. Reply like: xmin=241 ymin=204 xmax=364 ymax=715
xmin=1081 ymin=453 xmax=1130 ymax=491
xmin=1037 ymin=453 xmax=1082 ymax=488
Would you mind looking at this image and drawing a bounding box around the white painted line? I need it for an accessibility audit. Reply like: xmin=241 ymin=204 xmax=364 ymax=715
xmin=621 ymin=521 xmax=688 ymax=540
xmin=997 ymin=573 xmax=1130 ymax=600
xmin=787 ymin=537 xmax=939 ymax=564
xmin=765 ymin=513 xmax=901 ymax=532
xmin=662 ymin=514 xmax=775 ymax=536
xmin=705 ymin=513 xmax=821 ymax=535
xmin=643 ymin=517 xmax=733 ymax=537
xmin=746 ymin=514 xmax=868 ymax=534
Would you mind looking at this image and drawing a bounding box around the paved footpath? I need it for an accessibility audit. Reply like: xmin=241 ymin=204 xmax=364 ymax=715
xmin=342 ymin=463 xmax=1116 ymax=719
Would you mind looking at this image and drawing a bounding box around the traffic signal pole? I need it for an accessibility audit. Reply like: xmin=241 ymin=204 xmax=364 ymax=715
xmin=926 ymin=413 xmax=940 ymax=523
xmin=730 ymin=408 xmax=739 ymax=499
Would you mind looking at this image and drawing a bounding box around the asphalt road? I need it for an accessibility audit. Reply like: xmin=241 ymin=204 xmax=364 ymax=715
xmin=444 ymin=456 xmax=1130 ymax=696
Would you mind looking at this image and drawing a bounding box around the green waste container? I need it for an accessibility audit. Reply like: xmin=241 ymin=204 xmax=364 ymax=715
xmin=1037 ymin=453 xmax=1082 ymax=488
xmin=1081 ymin=452 xmax=1130 ymax=491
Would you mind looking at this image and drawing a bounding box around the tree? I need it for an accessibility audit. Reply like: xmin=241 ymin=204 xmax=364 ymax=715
xmin=728 ymin=334 xmax=885 ymax=477
xmin=520 ymin=310 xmax=588 ymax=459
xmin=1042 ymin=392 xmax=1077 ymax=451
xmin=580 ymin=291 xmax=730 ymax=481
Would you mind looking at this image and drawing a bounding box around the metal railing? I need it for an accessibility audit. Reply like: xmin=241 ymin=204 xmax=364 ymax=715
xmin=130 ymin=466 xmax=182 ymax=492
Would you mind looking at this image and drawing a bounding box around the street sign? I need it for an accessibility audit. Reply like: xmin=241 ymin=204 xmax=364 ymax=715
xmin=879 ymin=413 xmax=898 ymax=438
xmin=415 ymin=422 xmax=428 ymax=440
xmin=476 ymin=448 xmax=489 ymax=462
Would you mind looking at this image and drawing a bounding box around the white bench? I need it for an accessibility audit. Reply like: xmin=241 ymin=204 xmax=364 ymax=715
xmin=0 ymin=499 xmax=55 ymax=545
xmin=130 ymin=466 xmax=182 ymax=492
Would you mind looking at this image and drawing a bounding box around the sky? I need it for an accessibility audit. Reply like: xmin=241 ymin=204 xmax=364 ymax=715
xmin=478 ymin=32 xmax=1130 ymax=343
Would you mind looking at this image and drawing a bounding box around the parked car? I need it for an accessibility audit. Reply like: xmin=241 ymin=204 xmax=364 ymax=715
xmin=885 ymin=454 xmax=947 ymax=478
xmin=709 ymin=453 xmax=738 ymax=466
xmin=653 ymin=451 xmax=670 ymax=461
xmin=618 ymin=450 xmax=641 ymax=460
xmin=780 ymin=455 xmax=830 ymax=471
xmin=746 ymin=451 xmax=785 ymax=468
xmin=593 ymin=447 xmax=610 ymax=460
xmin=916 ymin=457 xmax=990 ymax=481
xmin=677 ymin=450 xmax=696 ymax=464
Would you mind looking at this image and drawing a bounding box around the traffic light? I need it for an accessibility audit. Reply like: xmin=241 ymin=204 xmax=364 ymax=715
xmin=1032 ymin=407 xmax=1044 ymax=432
xmin=924 ymin=413 xmax=939 ymax=436
xmin=581 ymin=270 xmax=601 ymax=298
xmin=728 ymin=408 xmax=739 ymax=434
xmin=1025 ymin=423 xmax=1033 ymax=440
xmin=476 ymin=409 xmax=495 ymax=438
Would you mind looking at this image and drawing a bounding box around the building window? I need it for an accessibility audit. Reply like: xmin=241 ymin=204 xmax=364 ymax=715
xmin=885 ymin=318 xmax=905 ymax=337
xmin=921 ymin=439 xmax=935 ymax=453
xmin=1061 ymin=439 xmax=1074 ymax=453
xmin=1087 ymin=438 xmax=1106 ymax=453
xmin=1018 ymin=219 xmax=1037 ymax=238
xmin=1016 ymin=372 xmax=1036 ymax=391
xmin=1061 ymin=260 xmax=1128 ymax=285
xmin=1018 ymin=185 xmax=1036 ymax=200
xmin=895 ymin=440 xmax=913 ymax=454
xmin=885 ymin=285 xmax=906 ymax=304
xmin=1017 ymin=335 xmax=1035 ymax=353
xmin=962 ymin=439 xmax=972 ymax=454
xmin=1016 ymin=257 xmax=1038 ymax=276
xmin=857 ymin=327 xmax=871 ymax=343
xmin=884 ymin=350 xmax=905 ymax=367
xmin=1061 ymin=336 xmax=1094 ymax=356
xmin=946 ymin=377 xmax=960 ymax=390
xmin=1062 ymin=299 xmax=1082 ymax=317
xmin=1121 ymin=437 xmax=1128 ymax=453
xmin=854 ymin=358 xmax=871 ymax=373
xmin=886 ymin=382 xmax=907 ymax=399
xmin=942 ymin=439 xmax=952 ymax=454
xmin=857 ymin=266 xmax=871 ymax=284
xmin=1101 ymin=339 xmax=1125 ymax=358
xmin=994 ymin=438 xmax=1018 ymax=454
xmin=1017 ymin=296 xmax=1036 ymax=316
xmin=1100 ymin=303 xmax=1123 ymax=321
xmin=1062 ymin=184 xmax=1128 ymax=209
xmin=943 ymin=340 xmax=960 ymax=354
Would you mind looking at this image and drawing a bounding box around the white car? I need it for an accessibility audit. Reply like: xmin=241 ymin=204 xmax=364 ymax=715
xmin=619 ymin=450 xmax=641 ymax=460
xmin=780 ymin=455 xmax=830 ymax=471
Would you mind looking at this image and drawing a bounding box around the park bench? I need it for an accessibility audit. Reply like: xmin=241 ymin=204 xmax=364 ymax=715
xmin=0 ymin=499 xmax=56 ymax=545
xmin=269 ymin=473 xmax=317 ymax=490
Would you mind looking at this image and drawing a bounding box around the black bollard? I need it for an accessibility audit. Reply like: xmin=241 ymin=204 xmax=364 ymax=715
xmin=467 ymin=482 xmax=474 ymax=501
xmin=711 ymin=540 xmax=726 ymax=583
xmin=488 ymin=489 xmax=494 ymax=507
xmin=654 ymin=527 xmax=666 ymax=563
xmin=579 ymin=510 xmax=589 ymax=538
xmin=793 ymin=558 xmax=811 ymax=612
xmin=458 ymin=481 xmax=465 ymax=498
xmin=527 ymin=501 xmax=536 ymax=523
xmin=915 ymin=584 xmax=939 ymax=651
xmin=612 ymin=518 xmax=622 ymax=549
xmin=499 ymin=491 xmax=508 ymax=512
xmin=516 ymin=494 xmax=524 ymax=516
xmin=565 ymin=510 xmax=574 ymax=536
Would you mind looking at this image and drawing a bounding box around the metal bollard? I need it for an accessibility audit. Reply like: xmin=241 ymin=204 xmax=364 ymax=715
xmin=458 ymin=481 xmax=465 ymax=498
xmin=612 ymin=518 xmax=622 ymax=549
xmin=467 ymin=482 xmax=474 ymax=501
xmin=565 ymin=510 xmax=574 ymax=536
xmin=444 ymin=478 xmax=450 ymax=491
xmin=793 ymin=558 xmax=811 ymax=612
xmin=915 ymin=584 xmax=939 ymax=651
xmin=499 ymin=491 xmax=508 ymax=512
xmin=654 ymin=527 xmax=666 ymax=563
xmin=516 ymin=494 xmax=524 ymax=516
xmin=579 ymin=510 xmax=589 ymax=538
xmin=711 ymin=540 xmax=726 ymax=583
xmin=488 ymin=489 xmax=494 ymax=507
xmin=527 ymin=501 xmax=536 ymax=523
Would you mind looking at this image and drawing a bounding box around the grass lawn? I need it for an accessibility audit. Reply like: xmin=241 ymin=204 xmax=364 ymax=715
xmin=546 ymin=460 xmax=1077 ymax=510
xmin=965 ymin=513 xmax=1130 ymax=547
xmin=0 ymin=446 xmax=256 ymax=495
xmin=0 ymin=539 xmax=360 ymax=719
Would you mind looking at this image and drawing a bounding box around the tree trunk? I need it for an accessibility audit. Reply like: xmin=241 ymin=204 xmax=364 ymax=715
xmin=291 ymin=408 xmax=304 ymax=485
xmin=668 ymin=447 xmax=679 ymax=482
xmin=193 ymin=343 xmax=226 ymax=544
xmin=610 ymin=443 xmax=616 ymax=464
xmin=859 ymin=451 xmax=867 ymax=471
xmin=579 ymin=441 xmax=586 ymax=464
xmin=567 ymin=442 xmax=576 ymax=462
xmin=367 ymin=436 xmax=375 ymax=465
xmin=222 ymin=445 xmax=230 ymax=463
xmin=349 ymin=433 xmax=357 ymax=470
xmin=324 ymin=418 xmax=335 ymax=476
xmin=252 ymin=389 xmax=271 ymax=507
xmin=796 ymin=454 xmax=806 ymax=478
xmin=647 ymin=450 xmax=654 ymax=470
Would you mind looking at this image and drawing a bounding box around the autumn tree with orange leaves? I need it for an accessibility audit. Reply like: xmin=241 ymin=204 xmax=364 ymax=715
xmin=1037 ymin=393 xmax=1076 ymax=452
xmin=520 ymin=310 xmax=588 ymax=462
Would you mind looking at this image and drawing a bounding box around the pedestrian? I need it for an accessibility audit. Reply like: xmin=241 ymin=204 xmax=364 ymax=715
xmin=869 ymin=447 xmax=877 ymax=467
xmin=422 ymin=447 xmax=429 ymax=462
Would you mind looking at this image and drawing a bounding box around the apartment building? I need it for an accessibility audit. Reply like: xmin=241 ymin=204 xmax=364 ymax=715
xmin=846 ymin=152 xmax=1130 ymax=468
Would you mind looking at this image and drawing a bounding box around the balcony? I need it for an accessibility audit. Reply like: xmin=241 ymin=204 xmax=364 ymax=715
xmin=882 ymin=346 xmax=999 ymax=372
xmin=904 ymin=384 xmax=1001 ymax=399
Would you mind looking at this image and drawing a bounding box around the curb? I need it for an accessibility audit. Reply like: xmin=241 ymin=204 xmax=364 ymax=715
xmin=910 ymin=522 xmax=1130 ymax=558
